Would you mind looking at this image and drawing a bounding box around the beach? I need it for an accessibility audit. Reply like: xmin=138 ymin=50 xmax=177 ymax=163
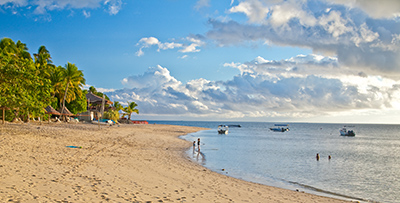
xmin=0 ymin=123 xmax=351 ymax=202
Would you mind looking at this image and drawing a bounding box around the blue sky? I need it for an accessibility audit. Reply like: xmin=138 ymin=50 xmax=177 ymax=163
xmin=1 ymin=0 xmax=400 ymax=123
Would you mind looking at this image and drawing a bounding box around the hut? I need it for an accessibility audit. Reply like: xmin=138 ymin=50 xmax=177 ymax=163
xmin=58 ymin=106 xmax=74 ymax=116
xmin=45 ymin=105 xmax=61 ymax=123
xmin=86 ymin=92 xmax=113 ymax=107
xmin=45 ymin=105 xmax=61 ymax=116
xmin=77 ymin=92 xmax=113 ymax=122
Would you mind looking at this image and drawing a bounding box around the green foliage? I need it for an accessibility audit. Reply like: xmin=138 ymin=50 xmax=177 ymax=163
xmin=0 ymin=38 xmax=53 ymax=121
xmin=103 ymin=109 xmax=120 ymax=122
xmin=113 ymin=101 xmax=123 ymax=111
xmin=66 ymin=89 xmax=88 ymax=114
xmin=122 ymin=101 xmax=139 ymax=120
xmin=0 ymin=38 xmax=87 ymax=121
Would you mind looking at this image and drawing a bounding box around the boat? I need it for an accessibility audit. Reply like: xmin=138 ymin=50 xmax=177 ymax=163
xmin=92 ymin=119 xmax=114 ymax=125
xmin=269 ymin=124 xmax=289 ymax=132
xmin=340 ymin=127 xmax=355 ymax=136
xmin=218 ymin=125 xmax=229 ymax=134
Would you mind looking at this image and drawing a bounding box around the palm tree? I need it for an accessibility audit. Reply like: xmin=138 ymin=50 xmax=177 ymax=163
xmin=113 ymin=101 xmax=123 ymax=111
xmin=34 ymin=45 xmax=54 ymax=78
xmin=103 ymin=101 xmax=124 ymax=122
xmin=122 ymin=101 xmax=139 ymax=120
xmin=60 ymin=62 xmax=85 ymax=118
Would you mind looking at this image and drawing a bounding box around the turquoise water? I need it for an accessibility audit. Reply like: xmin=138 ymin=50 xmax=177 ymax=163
xmin=150 ymin=121 xmax=400 ymax=203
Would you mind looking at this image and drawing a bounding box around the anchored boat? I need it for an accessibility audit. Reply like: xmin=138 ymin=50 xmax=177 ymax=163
xmin=218 ymin=125 xmax=229 ymax=134
xmin=340 ymin=127 xmax=355 ymax=136
xmin=270 ymin=124 xmax=289 ymax=132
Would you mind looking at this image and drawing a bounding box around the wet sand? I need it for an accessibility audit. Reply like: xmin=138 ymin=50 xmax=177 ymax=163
xmin=0 ymin=123 xmax=351 ymax=202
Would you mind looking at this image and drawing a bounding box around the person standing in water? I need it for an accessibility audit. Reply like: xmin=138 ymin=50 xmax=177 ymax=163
xmin=197 ymin=138 xmax=201 ymax=151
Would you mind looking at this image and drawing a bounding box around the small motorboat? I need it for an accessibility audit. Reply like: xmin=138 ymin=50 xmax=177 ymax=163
xmin=218 ymin=125 xmax=229 ymax=134
xmin=228 ymin=124 xmax=241 ymax=128
xmin=270 ymin=127 xmax=289 ymax=132
xmin=340 ymin=127 xmax=355 ymax=136
xmin=270 ymin=124 xmax=289 ymax=132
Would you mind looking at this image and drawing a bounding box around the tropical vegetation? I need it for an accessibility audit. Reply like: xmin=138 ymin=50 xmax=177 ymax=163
xmin=0 ymin=37 xmax=140 ymax=123
xmin=122 ymin=101 xmax=140 ymax=120
xmin=0 ymin=38 xmax=84 ymax=121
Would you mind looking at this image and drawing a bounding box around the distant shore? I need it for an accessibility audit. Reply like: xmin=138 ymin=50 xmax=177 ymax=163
xmin=0 ymin=122 xmax=351 ymax=202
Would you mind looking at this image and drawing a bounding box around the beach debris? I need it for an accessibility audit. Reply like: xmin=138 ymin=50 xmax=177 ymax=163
xmin=66 ymin=146 xmax=82 ymax=149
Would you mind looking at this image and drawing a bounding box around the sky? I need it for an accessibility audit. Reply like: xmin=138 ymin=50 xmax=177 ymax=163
xmin=1 ymin=0 xmax=400 ymax=124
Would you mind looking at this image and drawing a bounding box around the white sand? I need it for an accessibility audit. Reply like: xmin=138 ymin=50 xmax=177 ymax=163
xmin=0 ymin=123 xmax=352 ymax=202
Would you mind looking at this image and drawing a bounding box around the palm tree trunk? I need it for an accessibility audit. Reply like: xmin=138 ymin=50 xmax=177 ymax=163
xmin=60 ymin=82 xmax=69 ymax=121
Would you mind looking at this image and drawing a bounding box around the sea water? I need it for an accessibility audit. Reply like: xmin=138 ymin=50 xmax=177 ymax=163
xmin=149 ymin=121 xmax=400 ymax=203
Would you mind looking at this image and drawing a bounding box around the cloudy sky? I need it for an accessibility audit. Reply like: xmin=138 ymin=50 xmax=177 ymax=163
xmin=1 ymin=0 xmax=400 ymax=123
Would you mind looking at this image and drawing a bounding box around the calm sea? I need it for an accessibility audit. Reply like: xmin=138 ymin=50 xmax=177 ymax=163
xmin=149 ymin=121 xmax=400 ymax=203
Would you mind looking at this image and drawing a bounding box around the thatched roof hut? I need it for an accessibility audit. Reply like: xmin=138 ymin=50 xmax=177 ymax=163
xmin=45 ymin=105 xmax=61 ymax=115
xmin=58 ymin=106 xmax=74 ymax=116
xmin=86 ymin=92 xmax=113 ymax=105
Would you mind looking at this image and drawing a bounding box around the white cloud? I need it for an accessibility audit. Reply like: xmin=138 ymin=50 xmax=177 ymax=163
xmin=106 ymin=56 xmax=400 ymax=122
xmin=136 ymin=36 xmax=204 ymax=56
xmin=83 ymin=10 xmax=90 ymax=18
xmin=104 ymin=0 xmax=122 ymax=15
xmin=207 ymin=0 xmax=400 ymax=79
xmin=327 ymin=0 xmax=400 ymax=19
xmin=229 ymin=0 xmax=270 ymax=24
xmin=0 ymin=0 xmax=123 ymax=15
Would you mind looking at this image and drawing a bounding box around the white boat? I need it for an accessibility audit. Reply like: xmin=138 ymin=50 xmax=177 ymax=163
xmin=218 ymin=125 xmax=229 ymax=134
xmin=340 ymin=127 xmax=355 ymax=136
xmin=270 ymin=124 xmax=289 ymax=132
xmin=92 ymin=119 xmax=114 ymax=125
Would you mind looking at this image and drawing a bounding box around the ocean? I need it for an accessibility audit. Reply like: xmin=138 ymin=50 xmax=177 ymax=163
xmin=149 ymin=121 xmax=400 ymax=203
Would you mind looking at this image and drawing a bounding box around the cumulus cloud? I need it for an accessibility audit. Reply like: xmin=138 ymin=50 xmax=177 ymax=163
xmin=106 ymin=56 xmax=400 ymax=120
xmin=135 ymin=36 xmax=204 ymax=56
xmin=328 ymin=0 xmax=400 ymax=19
xmin=207 ymin=0 xmax=400 ymax=79
xmin=0 ymin=0 xmax=123 ymax=15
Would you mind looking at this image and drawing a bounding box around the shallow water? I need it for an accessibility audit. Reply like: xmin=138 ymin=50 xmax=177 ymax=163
xmin=150 ymin=121 xmax=400 ymax=203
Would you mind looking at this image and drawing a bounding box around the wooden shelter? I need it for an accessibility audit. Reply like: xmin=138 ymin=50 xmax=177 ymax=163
xmin=58 ymin=106 xmax=74 ymax=116
xmin=86 ymin=92 xmax=113 ymax=105
xmin=45 ymin=105 xmax=61 ymax=116
xmin=1 ymin=106 xmax=10 ymax=124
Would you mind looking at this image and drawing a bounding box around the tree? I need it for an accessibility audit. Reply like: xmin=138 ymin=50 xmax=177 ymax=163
xmin=60 ymin=62 xmax=85 ymax=117
xmin=103 ymin=101 xmax=123 ymax=122
xmin=66 ymin=89 xmax=88 ymax=114
xmin=34 ymin=45 xmax=55 ymax=80
xmin=122 ymin=101 xmax=139 ymax=120
xmin=113 ymin=101 xmax=123 ymax=111
xmin=0 ymin=38 xmax=52 ymax=121
xmin=49 ymin=66 xmax=65 ymax=108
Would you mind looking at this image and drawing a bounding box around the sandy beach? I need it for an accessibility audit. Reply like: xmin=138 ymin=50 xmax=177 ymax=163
xmin=0 ymin=123 xmax=351 ymax=202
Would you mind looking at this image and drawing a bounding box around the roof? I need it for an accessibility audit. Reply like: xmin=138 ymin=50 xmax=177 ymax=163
xmin=58 ymin=106 xmax=74 ymax=116
xmin=86 ymin=92 xmax=113 ymax=105
xmin=45 ymin=105 xmax=61 ymax=115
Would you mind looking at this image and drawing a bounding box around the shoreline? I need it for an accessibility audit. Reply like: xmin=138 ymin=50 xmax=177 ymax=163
xmin=0 ymin=122 xmax=352 ymax=202
xmin=181 ymin=130 xmax=365 ymax=203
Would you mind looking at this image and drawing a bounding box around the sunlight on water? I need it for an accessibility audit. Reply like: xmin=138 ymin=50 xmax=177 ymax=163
xmin=153 ymin=121 xmax=400 ymax=203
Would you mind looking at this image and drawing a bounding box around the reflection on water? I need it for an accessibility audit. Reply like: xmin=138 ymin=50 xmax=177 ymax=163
xmin=163 ymin=121 xmax=400 ymax=203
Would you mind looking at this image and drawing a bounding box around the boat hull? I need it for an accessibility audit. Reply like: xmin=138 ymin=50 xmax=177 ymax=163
xmin=340 ymin=129 xmax=355 ymax=136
